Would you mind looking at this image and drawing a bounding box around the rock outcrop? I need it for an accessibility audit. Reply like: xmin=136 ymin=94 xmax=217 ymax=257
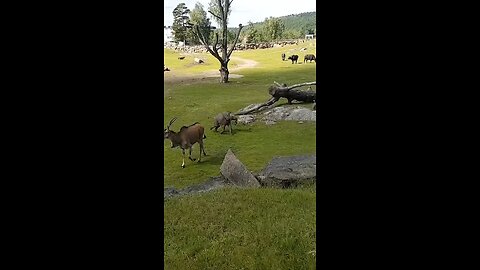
xmin=261 ymin=106 xmax=316 ymax=124
xmin=257 ymin=155 xmax=316 ymax=188
xmin=164 ymin=176 xmax=228 ymax=199
xmin=164 ymin=153 xmax=316 ymax=199
xmin=220 ymin=149 xmax=260 ymax=187
xmin=236 ymin=115 xmax=255 ymax=125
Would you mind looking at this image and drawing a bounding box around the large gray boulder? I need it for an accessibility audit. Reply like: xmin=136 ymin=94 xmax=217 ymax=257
xmin=262 ymin=106 xmax=316 ymax=122
xmin=237 ymin=115 xmax=255 ymax=125
xmin=257 ymin=155 xmax=316 ymax=188
xmin=220 ymin=149 xmax=260 ymax=187
xmin=284 ymin=108 xmax=316 ymax=121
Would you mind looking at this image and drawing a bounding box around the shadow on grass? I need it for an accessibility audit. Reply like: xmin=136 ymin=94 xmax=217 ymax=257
xmin=164 ymin=62 xmax=316 ymax=88
xmin=191 ymin=154 xmax=225 ymax=166
xmin=209 ymin=126 xmax=253 ymax=135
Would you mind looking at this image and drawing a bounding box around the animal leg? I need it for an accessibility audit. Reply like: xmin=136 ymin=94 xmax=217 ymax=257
xmin=200 ymin=141 xmax=207 ymax=156
xmin=198 ymin=143 xmax=202 ymax=162
xmin=229 ymin=124 xmax=233 ymax=135
xmin=181 ymin=149 xmax=186 ymax=168
xmin=189 ymin=147 xmax=196 ymax=161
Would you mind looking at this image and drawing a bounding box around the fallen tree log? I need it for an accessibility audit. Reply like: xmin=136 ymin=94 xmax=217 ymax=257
xmin=269 ymin=81 xmax=316 ymax=104
xmin=236 ymin=81 xmax=316 ymax=115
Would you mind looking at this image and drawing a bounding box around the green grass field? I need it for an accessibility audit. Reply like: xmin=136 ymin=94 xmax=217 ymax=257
xmin=164 ymin=41 xmax=317 ymax=270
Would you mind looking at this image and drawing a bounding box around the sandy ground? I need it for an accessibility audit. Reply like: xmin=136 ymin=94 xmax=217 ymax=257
xmin=164 ymin=56 xmax=258 ymax=84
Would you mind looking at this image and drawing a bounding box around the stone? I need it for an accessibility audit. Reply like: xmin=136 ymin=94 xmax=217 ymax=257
xmin=164 ymin=187 xmax=179 ymax=199
xmin=164 ymin=176 xmax=228 ymax=199
xmin=284 ymin=108 xmax=316 ymax=121
xmin=220 ymin=149 xmax=260 ymax=187
xmin=181 ymin=176 xmax=228 ymax=195
xmin=258 ymin=155 xmax=316 ymax=188
xmin=261 ymin=106 xmax=316 ymax=122
xmin=265 ymin=120 xmax=276 ymax=125
xmin=237 ymin=115 xmax=255 ymax=125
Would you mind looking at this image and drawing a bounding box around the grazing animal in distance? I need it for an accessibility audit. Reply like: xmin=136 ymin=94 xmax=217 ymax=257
xmin=164 ymin=117 xmax=207 ymax=168
xmin=304 ymin=54 xmax=316 ymax=63
xmin=210 ymin=112 xmax=238 ymax=135
xmin=287 ymin=55 xmax=299 ymax=64
xmin=164 ymin=65 xmax=170 ymax=71
xmin=178 ymin=56 xmax=185 ymax=60
xmin=281 ymin=53 xmax=286 ymax=61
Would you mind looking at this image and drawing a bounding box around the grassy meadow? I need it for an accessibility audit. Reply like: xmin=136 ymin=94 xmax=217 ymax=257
xmin=164 ymin=41 xmax=317 ymax=270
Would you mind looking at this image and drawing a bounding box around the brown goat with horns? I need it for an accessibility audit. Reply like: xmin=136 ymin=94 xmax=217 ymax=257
xmin=164 ymin=117 xmax=207 ymax=168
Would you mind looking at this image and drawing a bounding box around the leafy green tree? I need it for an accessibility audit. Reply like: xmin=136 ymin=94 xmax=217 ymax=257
xmin=263 ymin=17 xmax=285 ymax=41
xmin=282 ymin=29 xmax=302 ymax=39
xmin=301 ymin=22 xmax=316 ymax=36
xmin=243 ymin=21 xmax=261 ymax=43
xmin=189 ymin=2 xmax=212 ymax=45
xmin=172 ymin=3 xmax=191 ymax=44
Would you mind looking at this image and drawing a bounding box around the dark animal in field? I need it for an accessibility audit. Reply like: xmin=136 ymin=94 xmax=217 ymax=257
xmin=178 ymin=56 xmax=185 ymax=60
xmin=287 ymin=55 xmax=299 ymax=64
xmin=164 ymin=65 xmax=170 ymax=71
xmin=304 ymin=54 xmax=316 ymax=63
xmin=210 ymin=112 xmax=238 ymax=135
xmin=164 ymin=117 xmax=207 ymax=168
xmin=281 ymin=53 xmax=286 ymax=61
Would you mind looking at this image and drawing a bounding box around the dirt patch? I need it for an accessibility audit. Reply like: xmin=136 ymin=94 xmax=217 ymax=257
xmin=164 ymin=55 xmax=258 ymax=84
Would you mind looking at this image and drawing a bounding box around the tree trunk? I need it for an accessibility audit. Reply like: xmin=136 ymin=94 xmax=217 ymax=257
xmin=269 ymin=86 xmax=315 ymax=104
xmin=236 ymin=81 xmax=316 ymax=115
xmin=219 ymin=64 xmax=229 ymax=83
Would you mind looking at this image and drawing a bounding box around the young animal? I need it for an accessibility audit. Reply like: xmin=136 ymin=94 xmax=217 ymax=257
xmin=164 ymin=117 xmax=207 ymax=168
xmin=281 ymin=53 xmax=286 ymax=61
xmin=210 ymin=112 xmax=238 ymax=135
xmin=287 ymin=55 xmax=299 ymax=64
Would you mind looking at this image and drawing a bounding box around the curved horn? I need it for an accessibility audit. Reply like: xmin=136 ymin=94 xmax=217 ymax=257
xmin=166 ymin=117 xmax=177 ymax=130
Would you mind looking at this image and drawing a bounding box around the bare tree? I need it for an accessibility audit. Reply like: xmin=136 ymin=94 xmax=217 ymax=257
xmin=192 ymin=0 xmax=243 ymax=83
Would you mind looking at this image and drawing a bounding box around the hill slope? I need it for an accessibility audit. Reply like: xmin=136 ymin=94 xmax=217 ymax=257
xmin=230 ymin=11 xmax=316 ymax=40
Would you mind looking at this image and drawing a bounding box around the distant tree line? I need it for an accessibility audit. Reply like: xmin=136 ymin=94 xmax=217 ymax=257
xmin=171 ymin=2 xmax=316 ymax=45
xmin=239 ymin=12 xmax=316 ymax=42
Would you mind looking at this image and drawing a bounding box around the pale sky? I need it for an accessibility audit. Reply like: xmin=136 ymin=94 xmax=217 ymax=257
xmin=164 ymin=0 xmax=316 ymax=27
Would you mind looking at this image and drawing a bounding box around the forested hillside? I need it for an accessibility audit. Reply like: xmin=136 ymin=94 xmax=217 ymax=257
xmin=231 ymin=11 xmax=316 ymax=42
xmin=170 ymin=3 xmax=316 ymax=45
xmin=279 ymin=12 xmax=316 ymax=34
